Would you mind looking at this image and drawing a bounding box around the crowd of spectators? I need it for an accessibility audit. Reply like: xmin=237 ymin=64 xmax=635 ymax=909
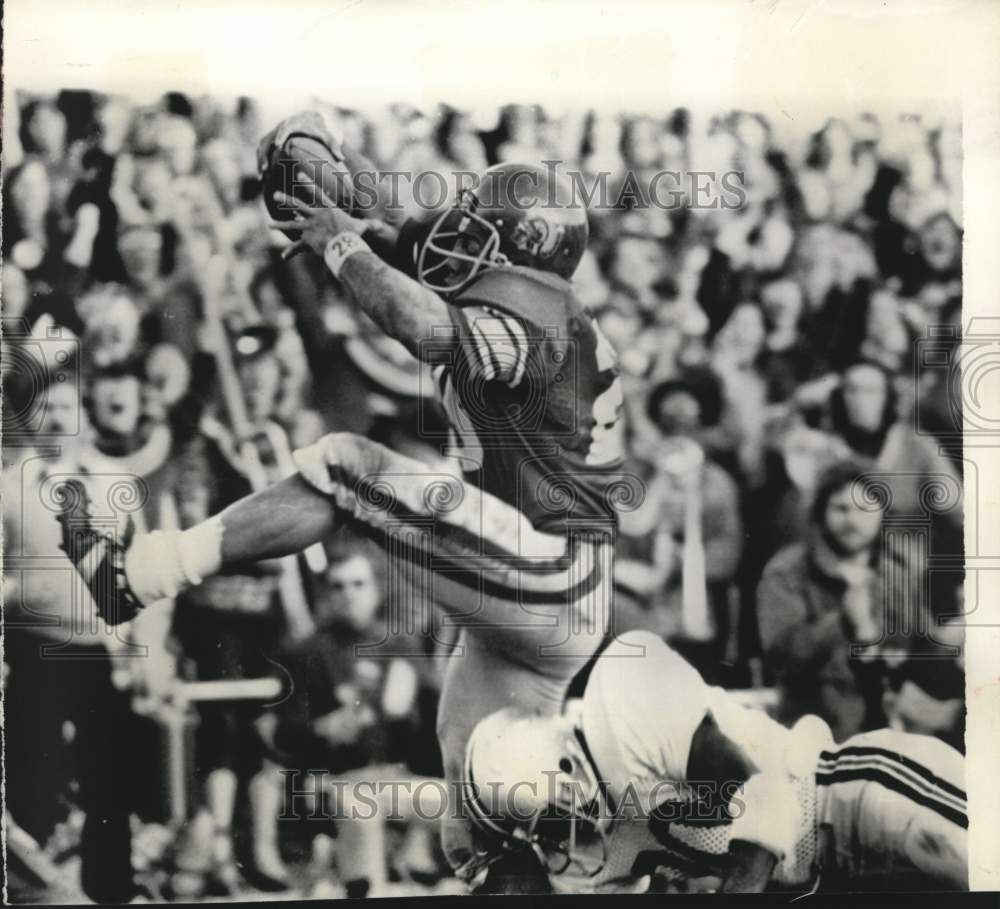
xmin=2 ymin=88 xmax=966 ymax=900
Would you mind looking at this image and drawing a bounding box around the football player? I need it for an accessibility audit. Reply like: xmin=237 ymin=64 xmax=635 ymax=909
xmin=59 ymin=113 xmax=628 ymax=891
xmin=463 ymin=631 xmax=967 ymax=893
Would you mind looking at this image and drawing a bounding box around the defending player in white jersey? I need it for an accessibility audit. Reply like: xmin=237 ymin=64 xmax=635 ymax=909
xmin=464 ymin=631 xmax=967 ymax=893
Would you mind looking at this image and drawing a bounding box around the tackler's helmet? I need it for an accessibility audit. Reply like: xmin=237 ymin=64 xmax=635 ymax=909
xmin=417 ymin=162 xmax=589 ymax=295
xmin=463 ymin=706 xmax=611 ymax=879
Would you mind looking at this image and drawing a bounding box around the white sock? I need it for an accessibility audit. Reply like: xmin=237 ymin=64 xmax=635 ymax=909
xmin=125 ymin=517 xmax=224 ymax=605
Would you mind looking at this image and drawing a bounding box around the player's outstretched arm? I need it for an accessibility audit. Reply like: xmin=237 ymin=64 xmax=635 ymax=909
xmin=270 ymin=189 xmax=451 ymax=360
xmin=336 ymin=241 xmax=449 ymax=358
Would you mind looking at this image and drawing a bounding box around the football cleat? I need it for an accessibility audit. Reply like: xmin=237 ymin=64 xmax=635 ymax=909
xmin=54 ymin=479 xmax=144 ymax=626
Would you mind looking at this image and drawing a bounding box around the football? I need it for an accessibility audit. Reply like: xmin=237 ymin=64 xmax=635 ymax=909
xmin=263 ymin=134 xmax=354 ymax=234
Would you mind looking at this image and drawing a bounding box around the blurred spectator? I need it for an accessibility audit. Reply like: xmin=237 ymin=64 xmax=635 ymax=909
xmin=271 ymin=541 xmax=440 ymax=897
xmin=757 ymin=277 xmax=816 ymax=403
xmin=604 ymin=233 xmax=674 ymax=319
xmin=20 ymin=100 xmax=74 ymax=211
xmin=2 ymin=369 xmax=139 ymax=903
xmin=757 ymin=460 xmax=928 ymax=741
xmin=745 ymin=422 xmax=851 ymax=573
xmin=818 ymin=359 xmax=964 ymax=579
xmin=616 ymin=376 xmax=742 ymax=671
xmin=81 ymin=288 xmax=143 ymax=371
xmin=1 ymin=261 xmax=30 ymax=322
xmin=169 ymin=329 xmax=303 ymax=895
xmin=882 ymin=658 xmax=965 ymax=754
xmin=737 ymin=422 xmax=853 ymax=672
xmin=4 ymin=159 xmax=61 ymax=277
xmin=87 ymin=362 xmax=148 ymax=455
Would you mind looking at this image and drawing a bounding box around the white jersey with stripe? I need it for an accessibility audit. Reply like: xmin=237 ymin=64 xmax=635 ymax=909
xmin=574 ymin=632 xmax=820 ymax=890
xmin=815 ymin=728 xmax=968 ymax=887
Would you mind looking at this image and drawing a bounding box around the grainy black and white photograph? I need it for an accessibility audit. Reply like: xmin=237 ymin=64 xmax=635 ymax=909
xmin=2 ymin=0 xmax=999 ymax=903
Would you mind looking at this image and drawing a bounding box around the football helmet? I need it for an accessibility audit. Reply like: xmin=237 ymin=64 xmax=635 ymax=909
xmin=463 ymin=705 xmax=611 ymax=879
xmin=417 ymin=162 xmax=589 ymax=294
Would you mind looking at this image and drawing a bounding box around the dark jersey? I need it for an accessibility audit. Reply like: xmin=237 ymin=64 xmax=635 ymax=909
xmin=429 ymin=266 xmax=626 ymax=533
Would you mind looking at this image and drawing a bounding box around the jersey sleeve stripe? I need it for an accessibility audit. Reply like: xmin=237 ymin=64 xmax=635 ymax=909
xmin=819 ymin=746 xmax=966 ymax=802
xmin=469 ymin=320 xmax=500 ymax=380
xmin=507 ymin=317 xmax=528 ymax=387
xmin=816 ymin=754 xmax=966 ymax=813
xmin=478 ymin=306 xmax=529 ymax=386
xmin=815 ymin=767 xmax=968 ymax=830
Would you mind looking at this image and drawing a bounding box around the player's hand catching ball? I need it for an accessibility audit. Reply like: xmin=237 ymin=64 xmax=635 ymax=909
xmin=256 ymin=110 xmax=343 ymax=176
xmin=269 ymin=173 xmax=365 ymax=261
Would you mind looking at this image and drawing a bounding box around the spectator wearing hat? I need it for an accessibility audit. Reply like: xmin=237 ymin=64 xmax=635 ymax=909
xmin=615 ymin=374 xmax=742 ymax=674
xmin=643 ymin=368 xmax=725 ymax=460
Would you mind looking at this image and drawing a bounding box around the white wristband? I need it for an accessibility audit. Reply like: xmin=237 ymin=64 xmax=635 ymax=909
xmin=323 ymin=232 xmax=370 ymax=278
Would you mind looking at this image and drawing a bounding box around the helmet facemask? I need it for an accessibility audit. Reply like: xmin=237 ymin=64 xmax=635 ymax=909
xmin=465 ymin=780 xmax=611 ymax=880
xmin=464 ymin=711 xmax=612 ymax=880
xmin=417 ymin=189 xmax=508 ymax=295
xmin=525 ymin=801 xmax=610 ymax=878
